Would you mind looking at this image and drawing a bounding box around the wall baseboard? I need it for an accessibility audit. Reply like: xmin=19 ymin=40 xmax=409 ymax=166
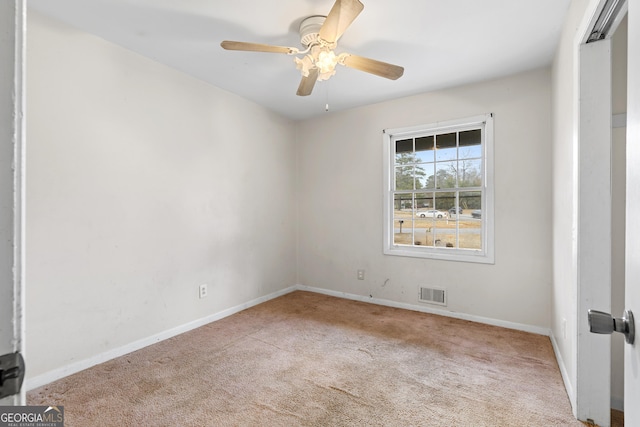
xmin=25 ymin=286 xmax=297 ymax=391
xmin=27 ymin=284 xmax=553 ymax=391
xmin=549 ymin=332 xmax=576 ymax=417
xmin=294 ymin=285 xmax=551 ymax=336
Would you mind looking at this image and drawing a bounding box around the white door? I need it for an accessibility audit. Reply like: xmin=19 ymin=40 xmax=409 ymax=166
xmin=0 ymin=0 xmax=26 ymax=406
xmin=577 ymin=2 xmax=632 ymax=424
xmin=625 ymin=0 xmax=640 ymax=423
xmin=577 ymin=37 xmax=613 ymax=426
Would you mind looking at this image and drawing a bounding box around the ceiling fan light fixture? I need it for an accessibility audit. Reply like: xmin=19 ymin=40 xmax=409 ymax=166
xmin=294 ymin=46 xmax=339 ymax=81
xmin=316 ymin=49 xmax=338 ymax=74
xmin=294 ymin=55 xmax=314 ymax=77
xmin=316 ymin=49 xmax=339 ymax=80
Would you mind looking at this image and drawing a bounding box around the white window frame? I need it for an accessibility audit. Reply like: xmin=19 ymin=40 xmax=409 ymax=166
xmin=383 ymin=114 xmax=494 ymax=264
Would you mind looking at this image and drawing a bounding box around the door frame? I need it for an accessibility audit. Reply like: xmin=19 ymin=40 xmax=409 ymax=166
xmin=0 ymin=0 xmax=26 ymax=406
xmin=624 ymin=0 xmax=640 ymax=422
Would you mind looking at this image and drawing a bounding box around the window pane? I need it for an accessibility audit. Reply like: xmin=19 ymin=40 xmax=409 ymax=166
xmin=414 ymin=217 xmax=431 ymax=245
xmin=414 ymin=192 xmax=432 ymax=210
xmin=415 ymin=194 xmax=434 ymax=240
xmin=394 ymin=193 xmax=413 ymax=211
xmin=435 ymin=132 xmax=457 ymax=162
xmin=433 ymin=230 xmax=456 ymax=248
xmin=449 ymin=193 xmax=462 ymax=217
xmin=414 ymin=192 xmax=434 ymax=246
xmin=430 ymin=192 xmax=454 ymax=247
xmin=435 ymin=192 xmax=456 ymax=213
xmin=422 ymin=163 xmax=435 ymax=189
xmin=459 ymin=129 xmax=482 ymax=159
xmin=393 ymin=192 xmax=413 ymax=246
xmin=414 ymin=236 xmax=427 ymax=246
xmin=460 ymin=191 xmax=481 ymax=210
xmin=458 ymin=159 xmax=482 ymax=187
xmin=459 ymin=129 xmax=481 ymax=146
xmin=460 ymin=191 xmax=482 ymax=250
xmin=395 ymin=138 xmax=413 ymax=157
xmin=415 ymin=136 xmax=434 ymax=163
xmin=435 ymin=161 xmax=457 ymax=188
xmin=393 ymin=219 xmax=413 ymax=246
xmin=459 ymin=223 xmax=482 ymax=249
xmin=415 ymin=164 xmax=429 ymax=189
xmin=396 ymin=152 xmax=419 ymax=169
xmin=395 ymin=166 xmax=414 ymax=190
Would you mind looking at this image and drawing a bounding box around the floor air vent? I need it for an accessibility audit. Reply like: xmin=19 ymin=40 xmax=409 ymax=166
xmin=419 ymin=287 xmax=447 ymax=306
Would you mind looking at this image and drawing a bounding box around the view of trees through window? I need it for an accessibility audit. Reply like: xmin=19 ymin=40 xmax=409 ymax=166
xmin=392 ymin=128 xmax=483 ymax=250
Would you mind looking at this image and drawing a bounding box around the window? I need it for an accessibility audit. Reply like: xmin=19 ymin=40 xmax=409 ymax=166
xmin=383 ymin=114 xmax=494 ymax=263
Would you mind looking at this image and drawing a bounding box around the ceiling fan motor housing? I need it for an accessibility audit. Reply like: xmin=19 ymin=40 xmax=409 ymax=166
xmin=299 ymin=15 xmax=326 ymax=47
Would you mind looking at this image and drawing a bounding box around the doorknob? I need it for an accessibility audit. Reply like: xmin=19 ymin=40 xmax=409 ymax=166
xmin=588 ymin=309 xmax=635 ymax=344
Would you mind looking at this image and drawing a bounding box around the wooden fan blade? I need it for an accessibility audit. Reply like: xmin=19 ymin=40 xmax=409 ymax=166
xmin=341 ymin=54 xmax=404 ymax=80
xmin=296 ymin=68 xmax=319 ymax=96
xmin=319 ymin=0 xmax=364 ymax=44
xmin=220 ymin=41 xmax=294 ymax=54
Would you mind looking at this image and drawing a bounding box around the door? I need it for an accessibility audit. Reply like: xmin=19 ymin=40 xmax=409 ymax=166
xmin=0 ymin=0 xmax=26 ymax=406
xmin=625 ymin=0 xmax=640 ymax=423
xmin=577 ymin=37 xmax=613 ymax=425
xmin=577 ymin=1 xmax=631 ymax=424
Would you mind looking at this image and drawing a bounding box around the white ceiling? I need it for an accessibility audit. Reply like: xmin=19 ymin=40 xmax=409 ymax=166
xmin=28 ymin=0 xmax=571 ymax=121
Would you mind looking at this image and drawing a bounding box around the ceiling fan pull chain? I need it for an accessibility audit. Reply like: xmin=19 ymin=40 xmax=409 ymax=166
xmin=325 ymin=81 xmax=330 ymax=112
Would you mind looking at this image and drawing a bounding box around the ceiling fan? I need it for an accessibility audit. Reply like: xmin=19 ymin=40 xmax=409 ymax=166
xmin=220 ymin=0 xmax=404 ymax=96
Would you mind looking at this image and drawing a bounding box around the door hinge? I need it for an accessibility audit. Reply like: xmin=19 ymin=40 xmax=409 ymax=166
xmin=0 ymin=352 xmax=25 ymax=399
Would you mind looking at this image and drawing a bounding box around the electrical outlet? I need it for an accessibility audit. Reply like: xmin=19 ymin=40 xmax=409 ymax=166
xmin=357 ymin=269 xmax=365 ymax=280
xmin=562 ymin=318 xmax=567 ymax=339
xmin=199 ymin=284 xmax=208 ymax=299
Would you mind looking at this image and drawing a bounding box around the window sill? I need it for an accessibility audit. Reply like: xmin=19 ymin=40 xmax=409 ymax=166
xmin=384 ymin=245 xmax=495 ymax=264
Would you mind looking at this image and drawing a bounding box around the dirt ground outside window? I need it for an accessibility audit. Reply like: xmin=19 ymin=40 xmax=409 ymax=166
xmin=393 ymin=209 xmax=481 ymax=249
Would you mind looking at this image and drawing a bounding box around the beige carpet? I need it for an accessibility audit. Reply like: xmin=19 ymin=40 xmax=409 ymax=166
xmin=28 ymin=291 xmax=583 ymax=426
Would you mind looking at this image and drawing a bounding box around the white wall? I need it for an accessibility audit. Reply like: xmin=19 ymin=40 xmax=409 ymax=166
xmin=25 ymin=12 xmax=297 ymax=379
xmin=296 ymin=68 xmax=552 ymax=329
